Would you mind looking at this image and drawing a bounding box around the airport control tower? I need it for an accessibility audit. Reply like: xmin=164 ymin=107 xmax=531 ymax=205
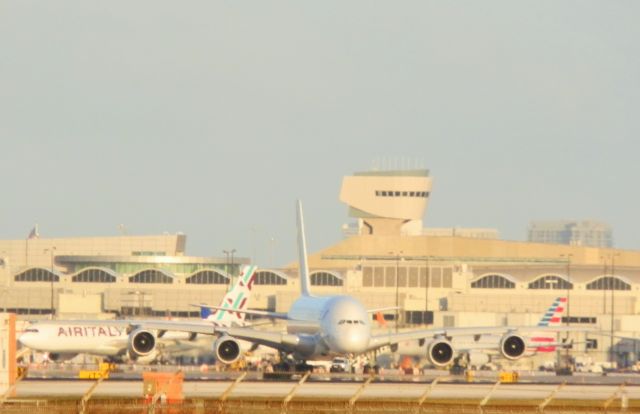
xmin=339 ymin=169 xmax=432 ymax=236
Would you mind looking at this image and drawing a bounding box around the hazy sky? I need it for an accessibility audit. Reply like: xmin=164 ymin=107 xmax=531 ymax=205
xmin=1 ymin=2 xmax=639 ymax=266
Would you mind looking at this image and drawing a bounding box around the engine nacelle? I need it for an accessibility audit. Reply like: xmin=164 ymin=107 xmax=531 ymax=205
xmin=427 ymin=339 xmax=454 ymax=367
xmin=47 ymin=352 xmax=78 ymax=362
xmin=128 ymin=329 xmax=156 ymax=358
xmin=499 ymin=334 xmax=526 ymax=360
xmin=214 ymin=336 xmax=242 ymax=364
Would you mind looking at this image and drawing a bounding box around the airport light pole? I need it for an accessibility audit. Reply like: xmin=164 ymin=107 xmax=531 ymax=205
xmin=601 ymin=256 xmax=608 ymax=314
xmin=610 ymin=253 xmax=620 ymax=365
xmin=0 ymin=251 xmax=6 ymax=312
xmin=44 ymin=247 xmax=56 ymax=319
xmin=560 ymin=253 xmax=573 ymax=370
xmin=389 ymin=251 xmax=403 ymax=334
xmin=223 ymin=249 xmax=236 ymax=286
xmin=425 ymin=255 xmax=430 ymax=326
xmin=559 ymin=254 xmax=573 ymax=324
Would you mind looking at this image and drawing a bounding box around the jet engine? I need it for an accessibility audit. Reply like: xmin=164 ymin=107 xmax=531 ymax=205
xmin=47 ymin=352 xmax=78 ymax=362
xmin=427 ymin=339 xmax=454 ymax=367
xmin=127 ymin=329 xmax=156 ymax=359
xmin=499 ymin=334 xmax=526 ymax=360
xmin=214 ymin=336 xmax=242 ymax=364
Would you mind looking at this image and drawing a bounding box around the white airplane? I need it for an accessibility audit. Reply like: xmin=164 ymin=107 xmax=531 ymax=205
xmin=137 ymin=201 xmax=581 ymax=371
xmin=396 ymin=297 xmax=570 ymax=368
xmin=18 ymin=265 xmax=258 ymax=363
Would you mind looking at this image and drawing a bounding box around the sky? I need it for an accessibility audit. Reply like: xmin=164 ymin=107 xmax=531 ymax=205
xmin=1 ymin=1 xmax=639 ymax=266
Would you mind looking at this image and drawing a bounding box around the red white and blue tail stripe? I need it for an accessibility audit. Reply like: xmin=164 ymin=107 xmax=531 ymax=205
xmin=537 ymin=297 xmax=566 ymax=327
xmin=530 ymin=297 xmax=567 ymax=352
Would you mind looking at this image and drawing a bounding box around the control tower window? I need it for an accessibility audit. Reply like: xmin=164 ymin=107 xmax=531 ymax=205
xmin=374 ymin=190 xmax=430 ymax=197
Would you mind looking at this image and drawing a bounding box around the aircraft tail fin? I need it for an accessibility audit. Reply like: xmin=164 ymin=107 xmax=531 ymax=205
xmin=205 ymin=264 xmax=258 ymax=324
xmin=296 ymin=200 xmax=312 ymax=297
xmin=537 ymin=297 xmax=567 ymax=327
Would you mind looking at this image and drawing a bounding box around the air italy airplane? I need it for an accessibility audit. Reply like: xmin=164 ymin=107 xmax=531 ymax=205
xmin=18 ymin=265 xmax=258 ymax=363
xmin=109 ymin=201 xmax=583 ymax=370
xmin=397 ymin=297 xmax=570 ymax=368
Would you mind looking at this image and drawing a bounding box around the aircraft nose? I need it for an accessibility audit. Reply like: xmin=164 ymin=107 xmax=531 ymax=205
xmin=18 ymin=332 xmax=36 ymax=348
xmin=333 ymin=328 xmax=369 ymax=353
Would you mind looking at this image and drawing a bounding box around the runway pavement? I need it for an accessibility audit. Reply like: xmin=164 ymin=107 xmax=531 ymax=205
xmin=13 ymin=379 xmax=640 ymax=401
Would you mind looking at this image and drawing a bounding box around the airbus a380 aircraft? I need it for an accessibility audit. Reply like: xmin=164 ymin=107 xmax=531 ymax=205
xmin=144 ymin=201 xmax=581 ymax=370
xmin=18 ymin=265 xmax=258 ymax=362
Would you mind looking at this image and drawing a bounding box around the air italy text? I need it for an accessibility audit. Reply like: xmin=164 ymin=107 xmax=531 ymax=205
xmin=58 ymin=326 xmax=124 ymax=337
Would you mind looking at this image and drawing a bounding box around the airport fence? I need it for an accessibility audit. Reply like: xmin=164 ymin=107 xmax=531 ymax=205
xmin=0 ymin=397 xmax=636 ymax=414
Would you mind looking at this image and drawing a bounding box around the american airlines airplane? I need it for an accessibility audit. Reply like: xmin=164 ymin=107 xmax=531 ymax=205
xmin=396 ymin=297 xmax=569 ymax=368
xmin=18 ymin=265 xmax=258 ymax=363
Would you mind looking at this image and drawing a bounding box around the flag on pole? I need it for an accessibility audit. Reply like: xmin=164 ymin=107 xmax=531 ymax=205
xmin=27 ymin=224 xmax=39 ymax=240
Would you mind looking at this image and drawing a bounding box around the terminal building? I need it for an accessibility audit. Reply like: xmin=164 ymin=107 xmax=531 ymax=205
xmin=2 ymin=168 xmax=640 ymax=368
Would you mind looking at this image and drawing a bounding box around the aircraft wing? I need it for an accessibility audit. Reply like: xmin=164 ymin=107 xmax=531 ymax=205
xmin=191 ymin=304 xmax=289 ymax=320
xmin=124 ymin=322 xmax=301 ymax=353
xmin=212 ymin=326 xmax=301 ymax=351
xmin=124 ymin=320 xmax=218 ymax=336
xmin=368 ymin=325 xmax=588 ymax=351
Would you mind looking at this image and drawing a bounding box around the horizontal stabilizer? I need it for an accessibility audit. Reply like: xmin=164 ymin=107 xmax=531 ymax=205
xmin=191 ymin=304 xmax=288 ymax=320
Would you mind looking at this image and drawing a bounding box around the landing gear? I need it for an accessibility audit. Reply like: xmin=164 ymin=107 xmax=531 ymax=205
xmin=295 ymin=362 xmax=314 ymax=372
xmin=265 ymin=354 xmax=312 ymax=380
xmin=449 ymin=355 xmax=467 ymax=375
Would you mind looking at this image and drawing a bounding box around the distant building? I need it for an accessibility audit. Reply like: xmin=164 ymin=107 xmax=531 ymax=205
xmin=527 ymin=220 xmax=613 ymax=248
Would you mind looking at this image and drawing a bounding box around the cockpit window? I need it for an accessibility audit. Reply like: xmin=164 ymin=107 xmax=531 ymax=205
xmin=339 ymin=320 xmax=366 ymax=325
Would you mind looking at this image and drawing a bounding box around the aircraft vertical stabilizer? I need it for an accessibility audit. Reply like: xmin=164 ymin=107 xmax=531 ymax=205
xmin=296 ymin=200 xmax=312 ymax=297
xmin=207 ymin=265 xmax=257 ymax=324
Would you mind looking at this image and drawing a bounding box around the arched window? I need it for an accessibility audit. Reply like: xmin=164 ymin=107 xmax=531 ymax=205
xmin=14 ymin=268 xmax=60 ymax=282
xmin=528 ymin=275 xmax=573 ymax=290
xmin=310 ymin=271 xmax=343 ymax=286
xmin=72 ymin=268 xmax=117 ymax=283
xmin=586 ymin=276 xmax=631 ymax=291
xmin=129 ymin=269 xmax=174 ymax=284
xmin=254 ymin=271 xmax=287 ymax=285
xmin=186 ymin=270 xmax=229 ymax=284
xmin=471 ymin=274 xmax=515 ymax=289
